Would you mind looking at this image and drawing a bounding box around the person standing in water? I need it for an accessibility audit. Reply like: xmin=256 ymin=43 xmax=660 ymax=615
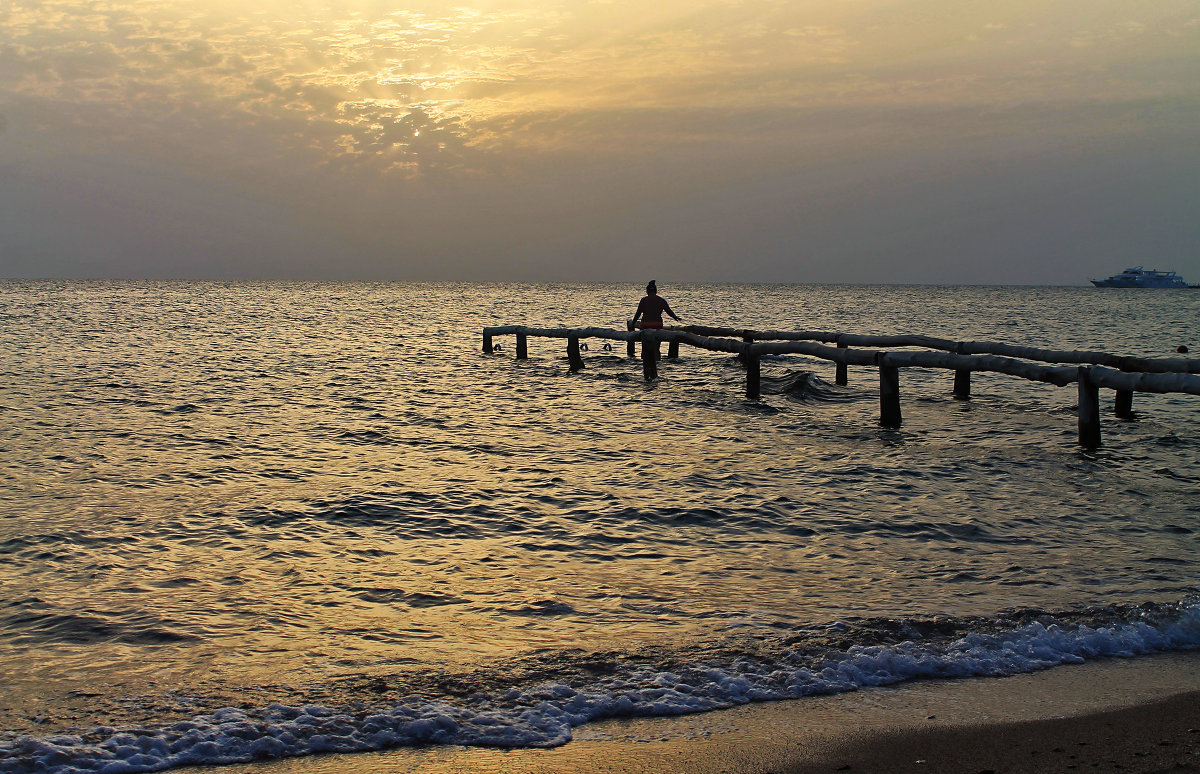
xmin=631 ymin=280 xmax=682 ymax=329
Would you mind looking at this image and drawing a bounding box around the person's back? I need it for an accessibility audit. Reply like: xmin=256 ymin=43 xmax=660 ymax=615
xmin=632 ymin=280 xmax=681 ymax=329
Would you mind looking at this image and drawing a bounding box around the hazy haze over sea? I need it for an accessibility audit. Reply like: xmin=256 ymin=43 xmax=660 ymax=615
xmin=1 ymin=281 xmax=1198 ymax=772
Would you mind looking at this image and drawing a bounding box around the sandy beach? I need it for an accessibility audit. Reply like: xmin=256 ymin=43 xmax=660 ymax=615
xmin=178 ymin=650 xmax=1200 ymax=774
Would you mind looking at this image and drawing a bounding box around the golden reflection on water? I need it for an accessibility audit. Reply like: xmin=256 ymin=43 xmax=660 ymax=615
xmin=3 ymin=281 xmax=1200 ymax=735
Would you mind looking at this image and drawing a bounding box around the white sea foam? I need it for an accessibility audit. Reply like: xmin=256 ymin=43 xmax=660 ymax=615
xmin=4 ymin=603 xmax=1198 ymax=774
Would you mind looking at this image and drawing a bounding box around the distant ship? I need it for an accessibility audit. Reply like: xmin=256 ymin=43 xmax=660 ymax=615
xmin=1090 ymin=266 xmax=1197 ymax=288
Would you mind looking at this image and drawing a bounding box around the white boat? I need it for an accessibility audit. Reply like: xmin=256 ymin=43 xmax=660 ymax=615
xmin=1090 ymin=266 xmax=1196 ymax=288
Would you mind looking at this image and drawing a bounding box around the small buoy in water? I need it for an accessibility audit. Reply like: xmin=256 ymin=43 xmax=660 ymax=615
xmin=493 ymin=343 xmax=502 ymax=352
xmin=602 ymin=342 xmax=613 ymax=351
xmin=580 ymin=342 xmax=589 ymax=351
xmin=1178 ymin=345 xmax=1190 ymax=354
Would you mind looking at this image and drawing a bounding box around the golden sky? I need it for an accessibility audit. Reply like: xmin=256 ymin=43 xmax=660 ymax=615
xmin=2 ymin=0 xmax=1198 ymax=281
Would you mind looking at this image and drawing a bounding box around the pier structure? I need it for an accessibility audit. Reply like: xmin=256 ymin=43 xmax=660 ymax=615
xmin=481 ymin=324 xmax=1200 ymax=447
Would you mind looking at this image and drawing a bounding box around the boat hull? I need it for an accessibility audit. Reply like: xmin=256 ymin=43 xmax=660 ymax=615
xmin=1090 ymin=279 xmax=1190 ymax=288
xmin=1090 ymin=267 xmax=1192 ymax=288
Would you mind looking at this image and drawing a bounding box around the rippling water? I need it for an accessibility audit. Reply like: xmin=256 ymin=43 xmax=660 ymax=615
xmin=1 ymin=281 xmax=1198 ymax=772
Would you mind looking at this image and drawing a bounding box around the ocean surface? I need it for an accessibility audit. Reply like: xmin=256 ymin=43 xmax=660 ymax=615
xmin=1 ymin=281 xmax=1198 ymax=773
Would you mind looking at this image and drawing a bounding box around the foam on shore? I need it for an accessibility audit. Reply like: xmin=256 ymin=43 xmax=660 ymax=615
xmin=3 ymin=602 xmax=1199 ymax=774
xmin=184 ymin=650 xmax=1200 ymax=774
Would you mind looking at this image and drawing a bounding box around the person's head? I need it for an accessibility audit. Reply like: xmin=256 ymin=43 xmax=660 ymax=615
xmin=1178 ymin=345 xmax=1190 ymax=354
xmin=646 ymin=280 xmax=658 ymax=295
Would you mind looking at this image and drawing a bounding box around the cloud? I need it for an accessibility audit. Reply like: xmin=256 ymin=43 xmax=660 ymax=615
xmin=5 ymin=0 xmax=1197 ymax=177
xmin=2 ymin=0 xmax=1197 ymax=282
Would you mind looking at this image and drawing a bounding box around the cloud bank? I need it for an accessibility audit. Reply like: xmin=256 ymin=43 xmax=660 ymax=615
xmin=2 ymin=0 xmax=1198 ymax=282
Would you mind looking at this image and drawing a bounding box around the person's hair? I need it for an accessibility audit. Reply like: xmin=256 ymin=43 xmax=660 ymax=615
xmin=646 ymin=280 xmax=657 ymax=294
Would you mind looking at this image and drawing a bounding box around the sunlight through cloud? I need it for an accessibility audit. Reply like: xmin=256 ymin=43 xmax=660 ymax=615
xmin=3 ymin=0 xmax=1197 ymax=178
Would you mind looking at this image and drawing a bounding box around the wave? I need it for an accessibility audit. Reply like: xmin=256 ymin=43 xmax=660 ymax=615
xmin=760 ymin=371 xmax=859 ymax=402
xmin=0 ymin=598 xmax=201 ymax=647
xmin=3 ymin=600 xmax=1198 ymax=773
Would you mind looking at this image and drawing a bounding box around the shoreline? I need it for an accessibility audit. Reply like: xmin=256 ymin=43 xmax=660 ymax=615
xmin=183 ymin=649 xmax=1200 ymax=774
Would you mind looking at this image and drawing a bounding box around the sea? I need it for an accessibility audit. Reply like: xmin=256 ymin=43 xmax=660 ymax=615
xmin=1 ymin=281 xmax=1198 ymax=773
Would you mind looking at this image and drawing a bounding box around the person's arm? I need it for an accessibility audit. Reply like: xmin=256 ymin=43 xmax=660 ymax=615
xmin=663 ymin=300 xmax=681 ymax=322
xmin=632 ymin=298 xmax=644 ymax=324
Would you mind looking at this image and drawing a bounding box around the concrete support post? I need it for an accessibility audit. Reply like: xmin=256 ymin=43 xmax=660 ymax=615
xmin=746 ymin=353 xmax=761 ymax=400
xmin=568 ymin=337 xmax=584 ymax=371
xmin=953 ymin=369 xmax=971 ymax=400
xmin=1078 ymin=367 xmax=1101 ymax=447
xmin=879 ymin=357 xmax=901 ymax=428
xmin=1114 ymin=389 xmax=1134 ymax=419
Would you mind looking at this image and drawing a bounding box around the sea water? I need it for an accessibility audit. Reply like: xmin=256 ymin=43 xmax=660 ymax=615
xmin=1 ymin=281 xmax=1197 ymax=772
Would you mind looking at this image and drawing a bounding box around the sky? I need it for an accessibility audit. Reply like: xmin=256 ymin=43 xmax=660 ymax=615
xmin=1 ymin=0 xmax=1198 ymax=284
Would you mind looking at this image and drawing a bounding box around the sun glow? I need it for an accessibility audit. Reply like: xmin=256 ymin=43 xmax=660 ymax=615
xmin=3 ymin=0 xmax=1198 ymax=180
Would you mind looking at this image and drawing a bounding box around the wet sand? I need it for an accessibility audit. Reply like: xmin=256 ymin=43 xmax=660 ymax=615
xmin=184 ymin=651 xmax=1200 ymax=774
